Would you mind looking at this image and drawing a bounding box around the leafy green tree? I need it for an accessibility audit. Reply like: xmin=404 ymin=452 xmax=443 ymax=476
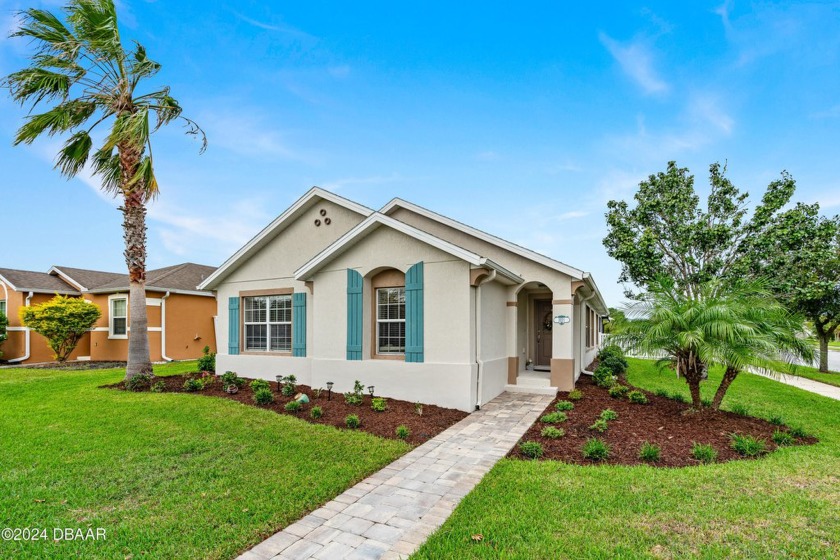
xmin=3 ymin=1 xmax=205 ymax=379
xmin=19 ymin=295 xmax=101 ymax=362
xmin=604 ymin=161 xmax=796 ymax=299
xmin=0 ymin=311 xmax=8 ymax=359
xmin=602 ymin=307 xmax=627 ymax=334
xmin=616 ymin=278 xmax=812 ymax=409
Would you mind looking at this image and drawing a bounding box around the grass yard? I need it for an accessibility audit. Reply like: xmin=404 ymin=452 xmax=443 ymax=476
xmin=793 ymin=363 xmax=840 ymax=388
xmin=0 ymin=362 xmax=407 ymax=559
xmin=413 ymin=358 xmax=840 ymax=559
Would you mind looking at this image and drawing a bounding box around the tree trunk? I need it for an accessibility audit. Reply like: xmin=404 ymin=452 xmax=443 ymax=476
xmin=712 ymin=367 xmax=739 ymax=410
xmin=819 ymin=334 xmax=829 ymax=373
xmin=124 ymin=194 xmax=153 ymax=379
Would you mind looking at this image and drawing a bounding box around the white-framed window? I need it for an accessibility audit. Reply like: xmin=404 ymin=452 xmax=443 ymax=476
xmin=376 ymin=287 xmax=405 ymax=354
xmin=244 ymin=295 xmax=292 ymax=352
xmin=0 ymin=300 xmax=6 ymax=317
xmin=110 ymin=296 xmax=128 ymax=338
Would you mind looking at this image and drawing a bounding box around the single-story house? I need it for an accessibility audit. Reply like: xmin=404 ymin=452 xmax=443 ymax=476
xmin=199 ymin=188 xmax=608 ymax=412
xmin=0 ymin=263 xmax=217 ymax=364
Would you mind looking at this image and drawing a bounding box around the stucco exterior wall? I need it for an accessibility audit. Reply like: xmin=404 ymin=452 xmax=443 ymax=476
xmin=162 ymin=293 xmax=217 ymax=360
xmin=477 ymin=280 xmax=509 ymax=405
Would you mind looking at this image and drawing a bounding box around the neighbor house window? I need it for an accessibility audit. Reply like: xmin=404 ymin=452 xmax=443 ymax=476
xmin=0 ymin=300 xmax=6 ymax=317
xmin=110 ymin=297 xmax=128 ymax=337
xmin=244 ymin=295 xmax=292 ymax=352
xmin=376 ymin=287 xmax=405 ymax=354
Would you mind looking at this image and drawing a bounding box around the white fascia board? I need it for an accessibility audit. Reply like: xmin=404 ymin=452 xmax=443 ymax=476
xmin=47 ymin=266 xmax=87 ymax=291
xmin=479 ymin=259 xmax=523 ymax=284
xmin=198 ymin=187 xmax=374 ymax=290
xmin=380 ymin=198 xmax=585 ymax=279
xmin=0 ymin=274 xmax=19 ymax=292
xmin=87 ymin=287 xmax=214 ymax=297
xmin=294 ymin=213 xmax=486 ymax=280
xmin=583 ymin=272 xmax=610 ymax=315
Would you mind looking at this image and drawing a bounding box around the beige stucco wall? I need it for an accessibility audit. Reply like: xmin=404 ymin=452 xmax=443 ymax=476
xmin=477 ymin=280 xmax=509 ymax=405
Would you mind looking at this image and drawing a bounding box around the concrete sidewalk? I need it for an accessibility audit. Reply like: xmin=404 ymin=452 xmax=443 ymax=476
xmin=754 ymin=371 xmax=840 ymax=401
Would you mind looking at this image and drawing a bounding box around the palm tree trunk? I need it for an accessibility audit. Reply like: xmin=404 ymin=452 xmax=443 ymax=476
xmin=711 ymin=366 xmax=739 ymax=410
xmin=688 ymin=380 xmax=702 ymax=409
xmin=124 ymin=192 xmax=152 ymax=378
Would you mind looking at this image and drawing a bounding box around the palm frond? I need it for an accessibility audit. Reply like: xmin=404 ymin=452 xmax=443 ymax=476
xmin=55 ymin=131 xmax=93 ymax=178
xmin=13 ymin=100 xmax=96 ymax=144
xmin=91 ymin=147 xmax=122 ymax=195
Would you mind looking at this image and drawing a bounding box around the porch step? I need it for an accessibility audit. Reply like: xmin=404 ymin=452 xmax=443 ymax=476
xmin=516 ymin=373 xmax=551 ymax=387
xmin=504 ymin=384 xmax=558 ymax=396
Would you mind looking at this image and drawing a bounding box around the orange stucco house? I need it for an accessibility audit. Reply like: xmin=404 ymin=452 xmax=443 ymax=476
xmin=0 ymin=263 xmax=217 ymax=364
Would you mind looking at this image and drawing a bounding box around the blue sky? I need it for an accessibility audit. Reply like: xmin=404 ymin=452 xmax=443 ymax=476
xmin=1 ymin=1 xmax=839 ymax=306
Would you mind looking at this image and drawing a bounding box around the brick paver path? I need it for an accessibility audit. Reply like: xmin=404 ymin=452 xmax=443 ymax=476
xmin=237 ymin=391 xmax=554 ymax=560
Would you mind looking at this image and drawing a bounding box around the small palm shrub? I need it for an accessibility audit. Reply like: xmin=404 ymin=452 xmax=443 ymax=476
xmin=692 ymin=443 xmax=717 ymax=464
xmin=772 ymin=430 xmax=794 ymax=446
xmin=345 ymin=414 xmax=361 ymax=429
xmin=555 ymin=400 xmax=574 ymax=412
xmin=371 ymin=397 xmax=387 ymax=412
xmin=599 ymin=409 xmax=618 ymax=421
xmin=250 ymin=379 xmax=270 ymax=393
xmin=589 ymin=418 xmax=609 ymax=433
xmin=520 ymin=441 xmax=544 ymax=459
xmin=627 ymin=390 xmax=648 ymax=404
xmin=284 ymin=400 xmax=302 ymax=413
xmin=593 ymin=366 xmax=615 ymax=388
xmin=197 ymin=345 xmax=215 ymax=372
xmin=582 ymin=438 xmax=610 ymax=461
xmin=769 ymin=415 xmax=785 ymax=426
xmin=253 ymin=388 xmax=274 ymax=405
xmin=730 ymin=434 xmax=766 ymax=457
xmin=568 ymin=389 xmax=583 ymax=401
xmin=540 ymin=412 xmax=568 ymax=424
xmin=654 ymin=388 xmax=669 ymax=397
xmin=310 ymin=406 xmax=323 ymax=419
xmin=221 ymin=371 xmax=245 ymax=390
xmin=729 ymin=403 xmax=749 ymax=416
xmin=183 ymin=378 xmax=203 ymax=392
xmin=126 ymin=373 xmax=152 ymax=391
xmin=789 ymin=425 xmax=809 ymax=438
xmin=639 ymin=442 xmax=661 ymax=462
xmin=541 ymin=426 xmax=565 ymax=439
xmin=150 ymin=380 xmax=166 ymax=393
xmin=395 ymin=425 xmax=410 ymax=440
xmin=609 ymin=385 xmax=629 ymax=398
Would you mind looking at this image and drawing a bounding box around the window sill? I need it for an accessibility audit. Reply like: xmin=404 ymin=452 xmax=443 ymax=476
xmin=373 ymin=354 xmax=405 ymax=361
xmin=108 ymin=335 xmax=128 ymax=340
xmin=241 ymin=351 xmax=293 ymax=357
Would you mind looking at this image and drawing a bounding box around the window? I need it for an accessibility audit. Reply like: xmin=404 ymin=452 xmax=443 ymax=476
xmin=376 ymin=287 xmax=405 ymax=354
xmin=110 ymin=297 xmax=127 ymax=337
xmin=244 ymin=295 xmax=292 ymax=352
xmin=0 ymin=300 xmax=6 ymax=317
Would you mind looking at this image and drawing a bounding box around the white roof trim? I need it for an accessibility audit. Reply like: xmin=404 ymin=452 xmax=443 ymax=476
xmin=0 ymin=273 xmax=19 ymax=292
xmin=48 ymin=266 xmax=87 ymax=291
xmin=380 ymin=198 xmax=585 ymax=279
xmin=294 ymin=213 xmax=523 ymax=282
xmin=582 ymin=273 xmax=609 ymax=315
xmin=87 ymin=286 xmax=215 ymax=297
xmin=198 ymin=187 xmax=374 ymax=290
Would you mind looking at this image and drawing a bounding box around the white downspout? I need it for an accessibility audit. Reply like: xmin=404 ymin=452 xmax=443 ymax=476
xmin=474 ymin=270 xmax=496 ymax=410
xmin=9 ymin=291 xmax=33 ymax=363
xmin=161 ymin=291 xmax=173 ymax=362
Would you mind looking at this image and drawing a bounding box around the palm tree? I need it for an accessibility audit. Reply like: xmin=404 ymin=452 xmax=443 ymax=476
xmin=616 ymin=278 xmax=813 ymax=410
xmin=3 ymin=1 xmax=205 ymax=379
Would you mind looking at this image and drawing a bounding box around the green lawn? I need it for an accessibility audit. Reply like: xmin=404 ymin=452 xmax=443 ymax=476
xmin=794 ymin=364 xmax=840 ymax=388
xmin=413 ymin=358 xmax=840 ymax=559
xmin=0 ymin=362 xmax=407 ymax=559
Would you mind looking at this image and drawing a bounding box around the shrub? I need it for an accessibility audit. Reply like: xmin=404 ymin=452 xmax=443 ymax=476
xmin=221 ymin=371 xmax=245 ymax=389
xmin=582 ymin=438 xmax=610 ymax=461
xmin=555 ymin=400 xmax=574 ymax=412
xmin=150 ymin=380 xmax=166 ymax=393
xmin=730 ymin=434 xmax=766 ymax=457
xmin=284 ymin=400 xmax=302 ymax=413
xmin=253 ymin=388 xmax=274 ymax=405
xmin=589 ymin=418 xmax=609 ymax=433
xmin=371 ymin=397 xmax=387 ymax=412
xmin=395 ymin=425 xmax=410 ymax=440
xmin=597 ymin=344 xmax=625 ymax=363
xmin=599 ymin=354 xmax=628 ymax=376
xmin=729 ymin=403 xmax=749 ymax=416
xmin=789 ymin=425 xmax=809 ymax=438
xmin=345 ymin=414 xmax=361 ymax=429
xmin=310 ymin=406 xmax=323 ymax=419
xmin=692 ymin=443 xmax=718 ymax=464
xmin=344 ymin=392 xmax=363 ymax=406
xmin=250 ymin=379 xmax=270 ymax=393
xmin=639 ymin=442 xmax=661 ymax=462
xmin=520 ymin=441 xmax=544 ymax=459
xmin=568 ymin=389 xmax=583 ymax=401
xmin=627 ymin=390 xmax=648 ymax=404
xmin=540 ymin=411 xmax=568 ymax=424
xmin=19 ymin=295 xmax=100 ymax=362
xmin=769 ymin=415 xmax=785 ymax=426
xmin=772 ymin=430 xmax=794 ymax=446
xmin=183 ymin=378 xmax=203 ymax=392
xmin=593 ymin=366 xmax=616 ymax=388
xmin=414 ymin=402 xmax=424 ymax=416
xmin=599 ymin=409 xmax=618 ymax=421
xmin=281 ymin=384 xmax=296 ymax=397
xmin=654 ymin=388 xmax=669 ymax=397
xmin=312 ymin=387 xmax=323 ymax=399
xmin=672 ymin=392 xmax=687 ymax=403
xmin=608 ymin=385 xmax=629 ymax=399
xmin=0 ymin=310 xmax=7 ymax=358
xmin=125 ymin=373 xmax=152 ymax=392
xmin=541 ymin=426 xmax=565 ymax=439
xmin=197 ymin=345 xmax=215 ymax=373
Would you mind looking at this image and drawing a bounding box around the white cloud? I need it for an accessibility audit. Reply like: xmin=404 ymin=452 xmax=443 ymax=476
xmin=599 ymin=32 xmax=669 ymax=95
xmin=199 ymin=111 xmax=304 ymax=161
xmin=688 ymin=94 xmax=734 ymax=134
xmin=230 ymin=10 xmax=315 ymax=42
xmin=555 ymin=210 xmax=588 ymax=221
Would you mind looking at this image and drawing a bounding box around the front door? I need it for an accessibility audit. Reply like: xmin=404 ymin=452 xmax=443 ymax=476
xmin=534 ymin=299 xmax=553 ymax=368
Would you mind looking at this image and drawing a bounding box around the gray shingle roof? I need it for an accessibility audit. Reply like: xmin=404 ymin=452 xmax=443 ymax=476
xmin=0 ymin=267 xmax=81 ymax=294
xmin=51 ymin=266 xmax=125 ymax=291
xmin=89 ymin=263 xmax=217 ymax=294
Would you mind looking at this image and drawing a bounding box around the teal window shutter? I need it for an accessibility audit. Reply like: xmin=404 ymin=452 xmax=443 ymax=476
xmin=292 ymin=292 xmax=307 ymax=357
xmin=347 ymin=269 xmax=363 ymax=360
xmin=405 ymin=262 xmax=424 ymax=363
xmin=228 ymin=296 xmax=240 ymax=355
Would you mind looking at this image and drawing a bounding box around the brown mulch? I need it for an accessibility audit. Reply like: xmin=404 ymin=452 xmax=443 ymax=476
xmin=509 ymin=376 xmax=817 ymax=467
xmin=104 ymin=374 xmax=468 ymax=445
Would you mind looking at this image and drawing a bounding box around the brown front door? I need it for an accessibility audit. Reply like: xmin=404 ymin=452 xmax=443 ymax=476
xmin=534 ymin=299 xmax=553 ymax=367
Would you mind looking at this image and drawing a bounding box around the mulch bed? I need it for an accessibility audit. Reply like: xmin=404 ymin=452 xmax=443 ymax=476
xmin=104 ymin=374 xmax=468 ymax=445
xmin=509 ymin=376 xmax=817 ymax=467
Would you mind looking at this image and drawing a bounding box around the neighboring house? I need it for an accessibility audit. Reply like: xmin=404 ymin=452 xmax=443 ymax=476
xmin=200 ymin=188 xmax=608 ymax=412
xmin=0 ymin=263 xmax=217 ymax=364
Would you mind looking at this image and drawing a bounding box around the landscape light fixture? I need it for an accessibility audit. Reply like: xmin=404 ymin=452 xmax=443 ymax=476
xmin=368 ymin=386 xmax=375 ymax=397
xmin=327 ymin=381 xmax=334 ymax=401
xmin=276 ymin=375 xmax=283 ymax=391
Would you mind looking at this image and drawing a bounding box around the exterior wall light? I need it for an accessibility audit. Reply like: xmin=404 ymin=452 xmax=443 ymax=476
xmin=554 ymin=315 xmax=571 ymax=325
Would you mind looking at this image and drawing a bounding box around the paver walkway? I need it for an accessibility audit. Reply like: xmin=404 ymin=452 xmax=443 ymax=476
xmin=754 ymin=371 xmax=840 ymax=401
xmin=238 ymin=391 xmax=554 ymax=560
